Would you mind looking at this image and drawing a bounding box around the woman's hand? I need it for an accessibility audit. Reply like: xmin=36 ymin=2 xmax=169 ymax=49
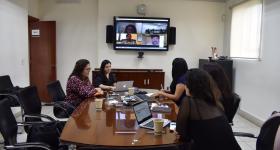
xmin=151 ymin=91 xmax=164 ymax=98
xmin=94 ymin=88 xmax=104 ymax=96
xmin=110 ymin=86 xmax=116 ymax=91
xmin=160 ymin=89 xmax=170 ymax=93
xmin=175 ymin=132 xmax=181 ymax=142
xmin=95 ymin=88 xmax=102 ymax=93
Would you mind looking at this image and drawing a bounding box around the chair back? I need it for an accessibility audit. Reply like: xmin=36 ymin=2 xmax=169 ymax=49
xmin=47 ymin=80 xmax=66 ymax=102
xmin=92 ymin=71 xmax=99 ymax=87
xmin=0 ymin=75 xmax=14 ymax=91
xmin=0 ymin=75 xmax=21 ymax=107
xmin=0 ymin=99 xmax=18 ymax=146
xmin=18 ymin=86 xmax=42 ymax=115
xmin=227 ymin=93 xmax=241 ymax=124
xmin=257 ymin=112 xmax=280 ymax=150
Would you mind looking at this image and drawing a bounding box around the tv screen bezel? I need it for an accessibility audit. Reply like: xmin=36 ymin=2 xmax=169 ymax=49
xmin=113 ymin=16 xmax=170 ymax=51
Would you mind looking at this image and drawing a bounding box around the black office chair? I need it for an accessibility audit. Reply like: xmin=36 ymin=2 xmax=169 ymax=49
xmin=234 ymin=111 xmax=280 ymax=150
xmin=47 ymin=80 xmax=75 ymax=118
xmin=0 ymin=98 xmax=52 ymax=150
xmin=17 ymin=86 xmax=57 ymax=130
xmin=0 ymin=75 xmax=22 ymax=106
xmin=230 ymin=93 xmax=256 ymax=138
xmin=228 ymin=93 xmax=241 ymax=125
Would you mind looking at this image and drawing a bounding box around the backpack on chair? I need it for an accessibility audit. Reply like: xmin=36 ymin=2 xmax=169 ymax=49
xmin=257 ymin=111 xmax=280 ymax=150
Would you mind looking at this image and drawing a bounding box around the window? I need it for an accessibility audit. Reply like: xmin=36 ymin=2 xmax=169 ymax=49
xmin=230 ymin=0 xmax=263 ymax=59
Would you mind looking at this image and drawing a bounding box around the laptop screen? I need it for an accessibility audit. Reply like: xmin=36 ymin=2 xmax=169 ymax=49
xmin=133 ymin=102 xmax=152 ymax=123
xmin=115 ymin=81 xmax=134 ymax=92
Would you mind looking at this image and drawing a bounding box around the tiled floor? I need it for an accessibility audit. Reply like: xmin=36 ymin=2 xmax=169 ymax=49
xmin=0 ymin=106 xmax=260 ymax=150
xmin=232 ymin=114 xmax=259 ymax=150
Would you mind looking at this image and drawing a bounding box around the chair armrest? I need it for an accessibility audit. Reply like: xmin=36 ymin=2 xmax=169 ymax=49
xmin=234 ymin=132 xmax=257 ymax=138
xmin=41 ymin=102 xmax=54 ymax=106
xmin=14 ymin=86 xmax=23 ymax=90
xmin=24 ymin=114 xmax=56 ymax=122
xmin=5 ymin=142 xmax=51 ymax=150
xmin=17 ymin=121 xmax=55 ymax=126
xmin=53 ymin=102 xmax=70 ymax=117
xmin=54 ymin=101 xmax=75 ymax=110
xmin=0 ymin=93 xmax=19 ymax=103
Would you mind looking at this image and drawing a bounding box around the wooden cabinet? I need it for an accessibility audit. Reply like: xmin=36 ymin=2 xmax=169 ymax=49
xmin=92 ymin=69 xmax=164 ymax=89
xmin=199 ymin=59 xmax=233 ymax=88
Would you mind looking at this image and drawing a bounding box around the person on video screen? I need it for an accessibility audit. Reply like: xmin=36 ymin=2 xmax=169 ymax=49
xmin=124 ymin=24 xmax=137 ymax=33
xmin=151 ymin=35 xmax=160 ymax=46
xmin=121 ymin=33 xmax=136 ymax=45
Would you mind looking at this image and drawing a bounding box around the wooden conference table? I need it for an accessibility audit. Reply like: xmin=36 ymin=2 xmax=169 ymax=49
xmin=60 ymin=90 xmax=180 ymax=148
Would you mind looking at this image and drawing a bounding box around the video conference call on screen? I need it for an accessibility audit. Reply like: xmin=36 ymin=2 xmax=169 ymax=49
xmin=114 ymin=17 xmax=170 ymax=51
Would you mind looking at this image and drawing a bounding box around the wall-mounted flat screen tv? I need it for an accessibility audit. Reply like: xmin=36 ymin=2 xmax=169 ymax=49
xmin=114 ymin=16 xmax=170 ymax=51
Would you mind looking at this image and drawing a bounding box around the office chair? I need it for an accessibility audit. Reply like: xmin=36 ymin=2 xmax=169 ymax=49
xmin=230 ymin=93 xmax=256 ymax=138
xmin=47 ymin=80 xmax=75 ymax=118
xmin=235 ymin=111 xmax=280 ymax=150
xmin=17 ymin=86 xmax=58 ymax=132
xmin=0 ymin=75 xmax=22 ymax=106
xmin=228 ymin=93 xmax=241 ymax=125
xmin=0 ymin=98 xmax=52 ymax=150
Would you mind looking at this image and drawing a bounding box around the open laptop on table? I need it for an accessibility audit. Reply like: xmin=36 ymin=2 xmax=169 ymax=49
xmin=114 ymin=81 xmax=134 ymax=92
xmin=133 ymin=101 xmax=170 ymax=130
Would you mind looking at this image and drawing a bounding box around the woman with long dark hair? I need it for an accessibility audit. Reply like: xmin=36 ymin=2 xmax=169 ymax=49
xmin=202 ymin=63 xmax=234 ymax=122
xmin=94 ymin=60 xmax=117 ymax=91
xmin=152 ymin=58 xmax=188 ymax=106
xmin=124 ymin=24 xmax=137 ymax=33
xmin=65 ymin=59 xmax=103 ymax=107
xmin=176 ymin=69 xmax=241 ymax=150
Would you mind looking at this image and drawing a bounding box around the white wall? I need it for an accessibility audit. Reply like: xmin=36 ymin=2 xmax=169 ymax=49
xmin=40 ymin=0 xmax=99 ymax=89
xmin=224 ymin=0 xmax=280 ymax=122
xmin=97 ymin=0 xmax=225 ymax=87
xmin=37 ymin=0 xmax=225 ymax=89
xmin=0 ymin=0 xmax=225 ymax=91
xmin=28 ymin=0 xmax=40 ymax=18
xmin=0 ymin=0 xmax=29 ymax=87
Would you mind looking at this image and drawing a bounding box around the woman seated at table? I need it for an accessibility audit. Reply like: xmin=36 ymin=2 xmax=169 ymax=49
xmin=176 ymin=69 xmax=241 ymax=150
xmin=152 ymin=58 xmax=188 ymax=106
xmin=202 ymin=62 xmax=235 ymax=122
xmin=65 ymin=59 xmax=103 ymax=108
xmin=94 ymin=59 xmax=117 ymax=91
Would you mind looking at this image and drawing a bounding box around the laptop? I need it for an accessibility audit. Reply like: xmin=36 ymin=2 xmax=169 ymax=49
xmin=135 ymin=94 xmax=159 ymax=103
xmin=133 ymin=101 xmax=170 ymax=130
xmin=114 ymin=81 xmax=134 ymax=92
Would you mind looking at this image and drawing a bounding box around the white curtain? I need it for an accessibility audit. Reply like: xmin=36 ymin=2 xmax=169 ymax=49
xmin=230 ymin=0 xmax=262 ymax=58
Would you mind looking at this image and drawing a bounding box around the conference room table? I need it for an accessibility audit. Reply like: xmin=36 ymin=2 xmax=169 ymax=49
xmin=60 ymin=89 xmax=182 ymax=149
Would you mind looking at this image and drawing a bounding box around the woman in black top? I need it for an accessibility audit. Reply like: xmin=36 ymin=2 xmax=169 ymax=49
xmin=202 ymin=62 xmax=235 ymax=122
xmin=152 ymin=58 xmax=188 ymax=106
xmin=176 ymin=69 xmax=241 ymax=150
xmin=94 ymin=60 xmax=117 ymax=91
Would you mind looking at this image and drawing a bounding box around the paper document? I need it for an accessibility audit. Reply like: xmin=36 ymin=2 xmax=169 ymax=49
xmin=145 ymin=93 xmax=154 ymax=97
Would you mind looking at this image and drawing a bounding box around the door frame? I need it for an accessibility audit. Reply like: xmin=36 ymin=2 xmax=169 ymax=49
xmin=28 ymin=15 xmax=40 ymax=84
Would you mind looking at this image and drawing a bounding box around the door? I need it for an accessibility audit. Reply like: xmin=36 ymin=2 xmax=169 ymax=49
xmin=29 ymin=19 xmax=56 ymax=102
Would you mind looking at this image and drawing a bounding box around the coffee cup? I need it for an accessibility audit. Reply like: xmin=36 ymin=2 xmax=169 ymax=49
xmin=95 ymin=98 xmax=104 ymax=110
xmin=128 ymin=87 xmax=135 ymax=96
xmin=153 ymin=119 xmax=164 ymax=135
